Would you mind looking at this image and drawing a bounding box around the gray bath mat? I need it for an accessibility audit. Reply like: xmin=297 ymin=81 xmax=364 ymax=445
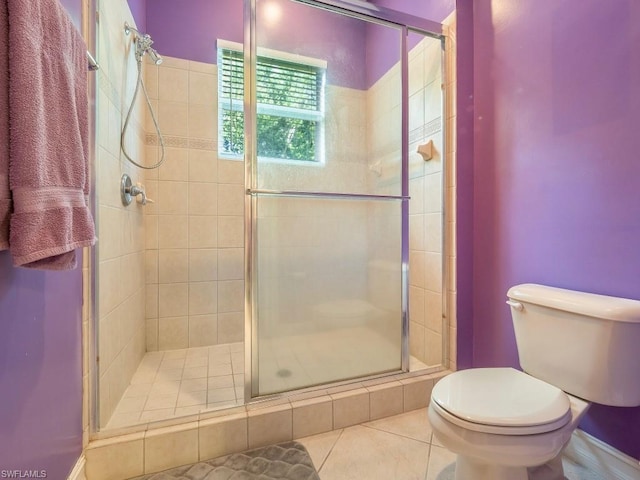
xmin=133 ymin=441 xmax=321 ymax=480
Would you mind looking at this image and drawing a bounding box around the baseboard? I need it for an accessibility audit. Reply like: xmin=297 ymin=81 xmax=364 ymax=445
xmin=67 ymin=455 xmax=86 ymax=480
xmin=564 ymin=429 xmax=639 ymax=480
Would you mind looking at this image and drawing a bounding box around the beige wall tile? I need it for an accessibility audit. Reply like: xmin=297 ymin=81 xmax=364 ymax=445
xmin=409 ymin=214 xmax=425 ymax=252
xmin=189 ymin=60 xmax=216 ymax=75
xmin=331 ymin=388 xmax=370 ymax=429
xmin=189 ymin=71 xmax=216 ymax=106
xmin=425 ymin=289 xmax=443 ymax=333
xmin=189 ymin=149 xmax=218 ymax=183
xmin=146 ymin=285 xmax=159 ymax=318
xmin=425 ymin=212 xmax=442 ymax=253
xmin=158 ymin=181 xmax=188 ymax=215
xmin=292 ymin=396 xmax=333 ymax=439
xmin=400 ymin=376 xmax=434 ymax=412
xmin=189 ymin=183 xmax=218 ymax=216
xmin=99 ymin=206 xmax=122 ymax=260
xmin=217 ymin=184 xmax=244 ymax=216
xmin=160 ymin=56 xmax=190 ymax=70
xmin=408 ymin=250 xmax=425 ymax=289
xmin=159 ymin=147 xmax=189 ymax=182
xmin=144 ymin=423 xmax=199 ymax=474
xmin=409 ymin=286 xmax=425 ymax=326
xmin=158 ymin=283 xmax=188 ymax=317
xmin=199 ymin=413 xmax=247 ymax=461
xmin=424 ymin=172 xmax=442 ymax=214
xmin=98 ymin=258 xmax=120 ymax=318
xmin=144 ymin=62 xmax=159 ymax=99
xmin=189 ymin=216 xmax=218 ymax=249
xmin=159 ymin=101 xmax=189 ymax=137
xmin=217 ymin=248 xmax=243 ymax=280
xmin=218 ymin=159 xmax=244 ymax=184
xmin=217 ymin=216 xmax=244 ymax=248
xmin=189 ymin=281 xmax=218 ymax=315
xmin=145 ymin=214 xmax=159 ymax=249
xmin=189 ymin=248 xmax=218 ymax=282
xmin=368 ymin=382 xmax=403 ymax=421
xmin=158 ymin=316 xmax=189 ymax=351
xmin=410 ymin=322 xmax=425 ymax=362
xmin=159 ymin=249 xmax=189 ymax=283
xmin=159 ymin=66 xmax=189 ymax=103
xmin=424 ymin=252 xmax=442 ymax=293
xmin=189 ymin=314 xmax=217 ymax=347
xmin=145 ymin=251 xmax=159 ymax=285
xmin=425 ymin=329 xmax=443 ymax=367
xmin=189 ymin=104 xmax=216 ymax=140
xmin=158 ymin=215 xmax=189 ymax=249
xmin=217 ymin=312 xmax=244 ymax=343
xmin=218 ymin=280 xmax=244 ymax=313
xmin=248 ymin=404 xmax=292 ymax=449
xmin=146 ymin=317 xmax=159 ymax=352
xmin=85 ymin=434 xmax=144 ymax=480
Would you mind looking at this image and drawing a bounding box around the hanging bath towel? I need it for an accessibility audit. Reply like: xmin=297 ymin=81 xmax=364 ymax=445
xmin=6 ymin=0 xmax=95 ymax=269
xmin=0 ymin=0 xmax=9 ymax=251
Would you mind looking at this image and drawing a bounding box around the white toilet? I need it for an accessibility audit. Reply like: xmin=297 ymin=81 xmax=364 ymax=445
xmin=428 ymin=283 xmax=640 ymax=480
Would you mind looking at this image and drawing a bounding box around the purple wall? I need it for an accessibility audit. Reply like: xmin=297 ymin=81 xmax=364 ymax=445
xmin=144 ymin=0 xmax=367 ymax=89
xmin=459 ymin=0 xmax=640 ymax=460
xmin=0 ymin=2 xmax=84 ymax=478
xmin=127 ymin=0 xmax=147 ymax=32
xmin=366 ymin=0 xmax=454 ymax=87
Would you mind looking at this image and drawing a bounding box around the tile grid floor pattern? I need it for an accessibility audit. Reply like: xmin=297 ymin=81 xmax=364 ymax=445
xmin=107 ymin=343 xmax=245 ymax=429
xmin=296 ymin=408 xmax=607 ymax=480
xmin=107 ymin=343 xmax=430 ymax=430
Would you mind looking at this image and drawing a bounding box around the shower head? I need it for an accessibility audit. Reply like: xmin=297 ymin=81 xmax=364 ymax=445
xmin=124 ymin=22 xmax=163 ymax=65
xmin=147 ymin=48 xmax=163 ymax=65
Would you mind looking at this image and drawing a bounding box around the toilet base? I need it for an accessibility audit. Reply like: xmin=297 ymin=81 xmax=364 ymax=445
xmin=454 ymin=453 xmax=566 ymax=480
xmin=455 ymin=455 xmax=528 ymax=480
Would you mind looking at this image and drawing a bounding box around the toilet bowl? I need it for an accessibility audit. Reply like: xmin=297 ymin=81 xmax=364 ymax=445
xmin=428 ymin=368 xmax=590 ymax=480
xmin=428 ymin=284 xmax=640 ymax=480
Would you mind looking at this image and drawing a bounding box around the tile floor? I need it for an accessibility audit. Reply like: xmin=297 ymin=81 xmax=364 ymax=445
xmin=297 ymin=408 xmax=606 ymax=480
xmin=106 ymin=341 xmax=428 ymax=430
xmin=106 ymin=343 xmax=245 ymax=429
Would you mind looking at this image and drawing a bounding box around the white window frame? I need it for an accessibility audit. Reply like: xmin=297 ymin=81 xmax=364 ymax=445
xmin=217 ymin=39 xmax=327 ymax=165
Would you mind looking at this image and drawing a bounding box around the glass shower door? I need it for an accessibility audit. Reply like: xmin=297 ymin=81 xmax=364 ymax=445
xmin=245 ymin=0 xmax=408 ymax=397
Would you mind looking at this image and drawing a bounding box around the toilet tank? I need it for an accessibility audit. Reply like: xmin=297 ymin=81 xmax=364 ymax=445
xmin=507 ymin=284 xmax=640 ymax=407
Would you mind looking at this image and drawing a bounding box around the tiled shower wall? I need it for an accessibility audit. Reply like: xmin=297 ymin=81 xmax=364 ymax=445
xmin=143 ymin=56 xmax=245 ymax=351
xmin=367 ymin=35 xmax=446 ymax=367
xmin=96 ymin=0 xmax=147 ymax=425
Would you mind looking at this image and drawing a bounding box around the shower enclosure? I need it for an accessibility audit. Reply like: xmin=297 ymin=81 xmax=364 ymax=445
xmin=93 ymin=0 xmax=447 ymax=431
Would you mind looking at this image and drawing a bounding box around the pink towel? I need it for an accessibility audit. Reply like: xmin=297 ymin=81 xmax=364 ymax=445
xmin=0 ymin=0 xmax=9 ymax=251
xmin=7 ymin=0 xmax=95 ymax=269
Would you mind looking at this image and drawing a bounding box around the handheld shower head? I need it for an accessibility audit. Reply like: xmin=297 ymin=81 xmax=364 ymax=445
xmin=148 ymin=48 xmax=163 ymax=65
xmin=124 ymin=22 xmax=163 ymax=65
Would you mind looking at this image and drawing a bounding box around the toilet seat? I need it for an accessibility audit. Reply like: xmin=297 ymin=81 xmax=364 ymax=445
xmin=431 ymin=368 xmax=572 ymax=435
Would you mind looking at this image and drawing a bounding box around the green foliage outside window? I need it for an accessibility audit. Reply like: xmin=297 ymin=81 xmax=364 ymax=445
xmin=219 ymin=47 xmax=324 ymax=162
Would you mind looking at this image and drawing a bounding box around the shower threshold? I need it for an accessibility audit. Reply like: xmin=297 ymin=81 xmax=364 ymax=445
xmin=104 ymin=343 xmax=430 ymax=431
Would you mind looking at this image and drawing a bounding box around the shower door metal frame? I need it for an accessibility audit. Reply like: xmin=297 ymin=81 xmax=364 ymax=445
xmin=243 ymin=0 xmax=446 ymax=401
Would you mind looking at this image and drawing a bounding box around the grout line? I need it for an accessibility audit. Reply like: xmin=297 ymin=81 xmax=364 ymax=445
xmin=317 ymin=428 xmax=345 ymax=474
xmin=362 ymin=422 xmax=432 ymax=446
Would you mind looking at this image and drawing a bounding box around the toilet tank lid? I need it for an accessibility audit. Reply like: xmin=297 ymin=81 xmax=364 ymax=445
xmin=508 ymin=284 xmax=640 ymax=323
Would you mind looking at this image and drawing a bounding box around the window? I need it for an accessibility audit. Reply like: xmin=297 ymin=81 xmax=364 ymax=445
xmin=218 ymin=41 xmax=326 ymax=163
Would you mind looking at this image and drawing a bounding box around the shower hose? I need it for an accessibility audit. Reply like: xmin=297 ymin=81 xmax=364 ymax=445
xmin=121 ymin=56 xmax=166 ymax=170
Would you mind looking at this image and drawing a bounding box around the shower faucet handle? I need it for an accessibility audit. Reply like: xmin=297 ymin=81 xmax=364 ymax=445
xmin=121 ymin=174 xmax=154 ymax=206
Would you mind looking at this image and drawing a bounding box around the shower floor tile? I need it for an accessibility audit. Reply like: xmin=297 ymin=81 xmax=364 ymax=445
xmin=106 ymin=342 xmax=245 ymax=430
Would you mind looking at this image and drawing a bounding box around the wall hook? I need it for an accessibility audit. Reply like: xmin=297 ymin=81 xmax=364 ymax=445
xmin=417 ymin=140 xmax=434 ymax=161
